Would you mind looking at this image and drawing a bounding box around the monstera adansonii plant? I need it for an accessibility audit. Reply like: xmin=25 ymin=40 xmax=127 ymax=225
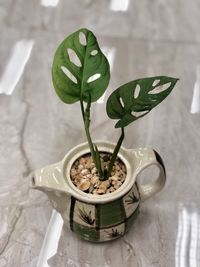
xmin=52 ymin=28 xmax=179 ymax=180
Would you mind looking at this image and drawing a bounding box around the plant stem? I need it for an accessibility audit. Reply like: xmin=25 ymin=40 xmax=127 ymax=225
xmin=94 ymin=144 xmax=104 ymax=179
xmin=80 ymin=99 xmax=95 ymax=160
xmin=106 ymin=127 xmax=125 ymax=179
xmin=80 ymin=98 xmax=104 ymax=178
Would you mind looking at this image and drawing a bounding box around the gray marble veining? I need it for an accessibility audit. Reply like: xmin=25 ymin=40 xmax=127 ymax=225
xmin=0 ymin=0 xmax=200 ymax=266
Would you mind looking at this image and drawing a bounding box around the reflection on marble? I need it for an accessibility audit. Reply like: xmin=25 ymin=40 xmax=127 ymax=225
xmin=110 ymin=0 xmax=130 ymax=12
xmin=191 ymin=65 xmax=200 ymax=114
xmin=40 ymin=0 xmax=59 ymax=8
xmin=175 ymin=204 xmax=200 ymax=267
xmin=0 ymin=40 xmax=34 ymax=95
xmin=0 ymin=0 xmax=200 ymax=266
xmin=37 ymin=210 xmax=63 ymax=267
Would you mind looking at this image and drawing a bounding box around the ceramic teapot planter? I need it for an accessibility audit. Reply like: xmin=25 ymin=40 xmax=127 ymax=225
xmin=32 ymin=141 xmax=165 ymax=242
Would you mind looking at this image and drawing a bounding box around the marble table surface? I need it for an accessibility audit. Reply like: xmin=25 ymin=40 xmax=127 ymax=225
xmin=0 ymin=0 xmax=200 ymax=266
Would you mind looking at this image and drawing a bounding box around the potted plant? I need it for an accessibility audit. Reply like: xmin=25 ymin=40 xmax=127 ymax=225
xmin=32 ymin=28 xmax=178 ymax=242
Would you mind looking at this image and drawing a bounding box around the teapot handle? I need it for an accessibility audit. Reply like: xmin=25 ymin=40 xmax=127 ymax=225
xmin=132 ymin=148 xmax=166 ymax=202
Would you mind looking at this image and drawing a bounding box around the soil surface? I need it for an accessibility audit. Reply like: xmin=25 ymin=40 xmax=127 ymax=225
xmin=70 ymin=153 xmax=127 ymax=195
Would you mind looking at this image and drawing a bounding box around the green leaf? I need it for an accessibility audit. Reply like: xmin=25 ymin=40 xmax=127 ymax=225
xmin=106 ymin=76 xmax=179 ymax=128
xmin=52 ymin=28 xmax=110 ymax=104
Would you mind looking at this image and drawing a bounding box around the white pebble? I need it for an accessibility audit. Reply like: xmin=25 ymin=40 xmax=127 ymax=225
xmin=114 ymin=181 xmax=122 ymax=190
xmin=70 ymin=168 xmax=76 ymax=177
xmin=81 ymin=169 xmax=89 ymax=175
xmin=78 ymin=164 xmax=84 ymax=171
xmin=91 ymin=176 xmax=99 ymax=185
xmin=91 ymin=167 xmax=97 ymax=174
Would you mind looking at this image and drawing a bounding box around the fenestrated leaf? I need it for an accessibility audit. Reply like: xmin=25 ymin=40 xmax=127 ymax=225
xmin=106 ymin=76 xmax=179 ymax=128
xmin=52 ymin=28 xmax=110 ymax=104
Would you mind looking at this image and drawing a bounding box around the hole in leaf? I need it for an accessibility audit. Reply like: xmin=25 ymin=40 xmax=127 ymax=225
xmin=79 ymin=32 xmax=87 ymax=46
xmin=67 ymin=48 xmax=82 ymax=67
xmin=119 ymin=97 xmax=124 ymax=108
xmin=61 ymin=66 xmax=78 ymax=84
xmin=91 ymin=50 xmax=98 ymax=56
xmin=148 ymin=82 xmax=171 ymax=94
xmin=131 ymin=110 xmax=149 ymax=117
xmin=87 ymin=73 xmax=101 ymax=83
xmin=152 ymin=79 xmax=160 ymax=87
xmin=134 ymin=84 xmax=140 ymax=99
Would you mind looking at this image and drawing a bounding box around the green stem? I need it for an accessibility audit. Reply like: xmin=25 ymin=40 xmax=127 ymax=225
xmin=80 ymin=98 xmax=104 ymax=178
xmin=94 ymin=145 xmax=104 ymax=179
xmin=80 ymin=99 xmax=95 ymax=161
xmin=107 ymin=128 xmax=125 ymax=179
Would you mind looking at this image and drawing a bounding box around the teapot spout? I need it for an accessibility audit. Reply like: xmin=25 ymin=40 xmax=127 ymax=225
xmin=31 ymin=161 xmax=70 ymax=195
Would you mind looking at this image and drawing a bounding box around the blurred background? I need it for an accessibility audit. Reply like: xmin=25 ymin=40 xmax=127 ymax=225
xmin=0 ymin=0 xmax=200 ymax=266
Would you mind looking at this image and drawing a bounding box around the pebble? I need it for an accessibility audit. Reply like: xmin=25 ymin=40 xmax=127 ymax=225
xmin=70 ymin=168 xmax=76 ymax=177
xmin=78 ymin=164 xmax=84 ymax=171
xmin=74 ymin=160 xmax=79 ymax=167
xmin=85 ymin=158 xmax=93 ymax=169
xmin=92 ymin=189 xmax=98 ymax=195
xmin=99 ymin=180 xmax=110 ymax=190
xmin=90 ymin=176 xmax=99 ymax=185
xmin=91 ymin=167 xmax=97 ymax=174
xmin=89 ymin=185 xmax=94 ymax=193
xmin=115 ymin=165 xmax=121 ymax=171
xmin=110 ymin=176 xmax=119 ymax=182
xmin=90 ymin=163 xmax=95 ymax=168
xmin=77 ymin=179 xmax=90 ymax=191
xmin=114 ymin=181 xmax=122 ymax=190
xmin=121 ymin=177 xmax=125 ymax=183
xmin=70 ymin=153 xmax=126 ymax=195
xmin=111 ymin=180 xmax=116 ymax=186
xmin=110 ymin=186 xmax=115 ymax=192
xmin=79 ymin=157 xmax=86 ymax=165
xmin=80 ymin=169 xmax=89 ymax=175
xmin=96 ymin=188 xmax=106 ymax=194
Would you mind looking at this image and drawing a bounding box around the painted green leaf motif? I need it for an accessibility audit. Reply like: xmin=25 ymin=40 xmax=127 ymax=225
xmin=106 ymin=76 xmax=179 ymax=128
xmin=52 ymin=28 xmax=110 ymax=104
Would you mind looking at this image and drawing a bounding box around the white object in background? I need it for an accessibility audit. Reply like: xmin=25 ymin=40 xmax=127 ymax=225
xmin=40 ymin=0 xmax=59 ymax=7
xmin=191 ymin=64 xmax=200 ymax=114
xmin=110 ymin=0 xmax=129 ymax=12
xmin=0 ymin=39 xmax=34 ymax=95
xmin=37 ymin=210 xmax=63 ymax=267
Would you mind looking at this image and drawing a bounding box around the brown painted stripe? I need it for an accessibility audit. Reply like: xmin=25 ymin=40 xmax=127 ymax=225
xmin=69 ymin=196 xmax=76 ymax=232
